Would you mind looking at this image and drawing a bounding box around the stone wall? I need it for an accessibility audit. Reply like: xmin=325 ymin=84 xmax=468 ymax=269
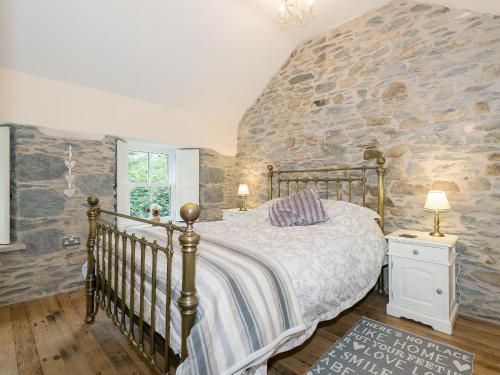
xmin=0 ymin=124 xmax=116 ymax=305
xmin=236 ymin=0 xmax=500 ymax=323
xmin=199 ymin=148 xmax=237 ymax=220
xmin=0 ymin=124 xmax=236 ymax=305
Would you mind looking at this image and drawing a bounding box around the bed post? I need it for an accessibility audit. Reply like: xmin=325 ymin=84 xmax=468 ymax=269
xmin=267 ymin=165 xmax=274 ymax=200
xmin=178 ymin=203 xmax=201 ymax=360
xmin=376 ymin=157 xmax=386 ymax=294
xmin=85 ymin=196 xmax=99 ymax=324
xmin=376 ymin=157 xmax=385 ymax=231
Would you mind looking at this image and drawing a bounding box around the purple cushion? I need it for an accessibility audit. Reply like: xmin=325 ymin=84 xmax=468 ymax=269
xmin=269 ymin=189 xmax=329 ymax=227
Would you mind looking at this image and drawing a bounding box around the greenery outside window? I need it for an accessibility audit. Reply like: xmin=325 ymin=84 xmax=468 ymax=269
xmin=128 ymin=150 xmax=172 ymax=218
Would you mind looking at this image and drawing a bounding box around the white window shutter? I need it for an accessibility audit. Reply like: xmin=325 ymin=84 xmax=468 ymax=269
xmin=174 ymin=149 xmax=199 ymax=222
xmin=0 ymin=126 xmax=10 ymax=244
xmin=116 ymin=139 xmax=130 ymax=228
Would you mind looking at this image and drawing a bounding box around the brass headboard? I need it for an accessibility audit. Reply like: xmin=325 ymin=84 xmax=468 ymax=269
xmin=266 ymin=157 xmax=386 ymax=230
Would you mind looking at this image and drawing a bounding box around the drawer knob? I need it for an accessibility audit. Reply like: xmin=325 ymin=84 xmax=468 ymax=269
xmin=436 ymin=288 xmax=443 ymax=295
xmin=412 ymin=249 xmax=419 ymax=255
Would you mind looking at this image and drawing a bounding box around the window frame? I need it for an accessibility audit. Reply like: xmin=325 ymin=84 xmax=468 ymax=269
xmin=126 ymin=144 xmax=176 ymax=221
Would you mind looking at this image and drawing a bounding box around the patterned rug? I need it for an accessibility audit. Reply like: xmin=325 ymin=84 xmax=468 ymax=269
xmin=306 ymin=317 xmax=473 ymax=375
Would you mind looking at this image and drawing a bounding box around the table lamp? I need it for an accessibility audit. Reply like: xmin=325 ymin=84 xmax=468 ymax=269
xmin=424 ymin=190 xmax=450 ymax=237
xmin=237 ymin=184 xmax=250 ymax=211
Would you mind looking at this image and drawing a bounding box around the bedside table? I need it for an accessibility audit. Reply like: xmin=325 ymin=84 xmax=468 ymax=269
xmin=221 ymin=208 xmax=252 ymax=220
xmin=386 ymin=229 xmax=459 ymax=335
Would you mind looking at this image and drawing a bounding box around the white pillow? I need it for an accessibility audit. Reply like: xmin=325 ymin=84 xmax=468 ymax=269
xmin=321 ymin=199 xmax=381 ymax=221
xmin=247 ymin=199 xmax=279 ymax=222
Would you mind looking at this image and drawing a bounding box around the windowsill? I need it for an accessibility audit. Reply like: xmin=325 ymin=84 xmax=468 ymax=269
xmin=0 ymin=242 xmax=27 ymax=253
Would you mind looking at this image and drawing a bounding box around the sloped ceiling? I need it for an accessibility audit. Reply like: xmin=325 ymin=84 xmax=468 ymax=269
xmin=1 ymin=0 xmax=499 ymax=152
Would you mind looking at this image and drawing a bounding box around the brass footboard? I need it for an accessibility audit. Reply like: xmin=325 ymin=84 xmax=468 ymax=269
xmin=84 ymin=196 xmax=200 ymax=373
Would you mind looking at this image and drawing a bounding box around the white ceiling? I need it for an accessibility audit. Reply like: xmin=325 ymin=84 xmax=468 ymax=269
xmin=1 ymin=0 xmax=499 ymax=135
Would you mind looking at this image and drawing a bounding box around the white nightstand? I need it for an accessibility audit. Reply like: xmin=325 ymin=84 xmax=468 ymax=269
xmin=386 ymin=229 xmax=459 ymax=335
xmin=221 ymin=208 xmax=252 ymax=220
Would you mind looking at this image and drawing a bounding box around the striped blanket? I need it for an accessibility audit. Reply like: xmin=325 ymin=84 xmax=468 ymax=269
xmin=179 ymin=234 xmax=306 ymax=375
xmin=101 ymin=225 xmax=306 ymax=375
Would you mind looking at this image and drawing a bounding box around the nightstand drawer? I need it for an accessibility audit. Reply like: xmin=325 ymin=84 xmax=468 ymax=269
xmin=388 ymin=241 xmax=450 ymax=264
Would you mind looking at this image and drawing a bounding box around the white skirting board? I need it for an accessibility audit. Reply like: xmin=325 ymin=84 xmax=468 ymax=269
xmin=0 ymin=125 xmax=10 ymax=244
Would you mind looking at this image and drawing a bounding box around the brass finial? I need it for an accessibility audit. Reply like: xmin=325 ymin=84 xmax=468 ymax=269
xmin=376 ymin=157 xmax=386 ymax=166
xmin=180 ymin=203 xmax=200 ymax=224
xmin=267 ymin=165 xmax=274 ymax=172
xmin=87 ymin=196 xmax=99 ymax=207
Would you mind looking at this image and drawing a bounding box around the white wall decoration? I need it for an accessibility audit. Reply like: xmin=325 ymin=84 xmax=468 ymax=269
xmin=64 ymin=144 xmax=76 ymax=198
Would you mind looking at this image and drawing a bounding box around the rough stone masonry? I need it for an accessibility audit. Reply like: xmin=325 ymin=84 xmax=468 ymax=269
xmin=0 ymin=124 xmax=116 ymax=305
xmin=235 ymin=0 xmax=500 ymax=323
xmin=0 ymin=124 xmax=236 ymax=306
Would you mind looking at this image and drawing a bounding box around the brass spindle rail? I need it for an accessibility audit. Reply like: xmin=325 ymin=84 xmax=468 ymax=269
xmin=95 ymin=227 xmax=101 ymax=305
xmin=268 ymin=159 xmax=385 ymax=211
xmin=120 ymin=233 xmax=127 ymax=332
xmin=150 ymin=243 xmax=159 ymax=366
xmin=348 ymin=178 xmax=353 ymax=202
xmin=362 ymin=169 xmax=367 ymax=207
xmin=114 ymin=229 xmax=120 ymax=322
xmin=164 ymin=227 xmax=174 ymax=372
xmin=107 ymin=226 xmax=112 ymax=317
xmin=101 ymin=226 xmax=107 ymax=310
xmin=129 ymin=235 xmax=136 ymax=343
xmin=138 ymin=239 xmax=146 ymax=354
xmin=85 ymin=197 xmax=200 ymax=374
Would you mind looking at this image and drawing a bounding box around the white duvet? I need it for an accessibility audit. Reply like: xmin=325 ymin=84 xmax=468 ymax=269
xmin=194 ymin=200 xmax=387 ymax=373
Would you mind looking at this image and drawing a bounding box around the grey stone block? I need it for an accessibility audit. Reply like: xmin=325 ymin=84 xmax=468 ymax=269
xmin=201 ymin=186 xmax=224 ymax=205
xmin=78 ymin=173 xmax=115 ymax=196
xmin=22 ymin=228 xmax=63 ymax=252
xmin=17 ymin=153 xmax=66 ymax=181
xmin=201 ymin=167 xmax=226 ymax=184
xmin=19 ymin=189 xmax=64 ymax=218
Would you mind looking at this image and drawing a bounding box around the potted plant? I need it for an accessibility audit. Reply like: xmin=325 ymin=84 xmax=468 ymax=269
xmin=146 ymin=203 xmax=162 ymax=222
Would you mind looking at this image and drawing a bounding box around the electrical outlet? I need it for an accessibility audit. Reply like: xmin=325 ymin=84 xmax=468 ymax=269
xmin=62 ymin=236 xmax=81 ymax=248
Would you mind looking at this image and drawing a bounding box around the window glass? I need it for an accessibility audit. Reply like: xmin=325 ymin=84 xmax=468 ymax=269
xmin=130 ymin=187 xmax=150 ymax=217
xmin=127 ymin=150 xmax=171 ymax=217
xmin=150 ymin=153 xmax=168 ymax=183
xmin=128 ymin=151 xmax=148 ymax=183
xmin=152 ymin=186 xmax=171 ymax=216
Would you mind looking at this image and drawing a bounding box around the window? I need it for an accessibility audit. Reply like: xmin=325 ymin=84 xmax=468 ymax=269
xmin=116 ymin=140 xmax=199 ymax=223
xmin=128 ymin=150 xmax=171 ymax=218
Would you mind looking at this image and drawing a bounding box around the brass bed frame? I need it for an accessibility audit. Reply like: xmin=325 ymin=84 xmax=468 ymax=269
xmin=84 ymin=156 xmax=385 ymax=373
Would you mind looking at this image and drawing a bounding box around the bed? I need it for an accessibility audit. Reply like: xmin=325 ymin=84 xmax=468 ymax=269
xmin=83 ymin=157 xmax=387 ymax=374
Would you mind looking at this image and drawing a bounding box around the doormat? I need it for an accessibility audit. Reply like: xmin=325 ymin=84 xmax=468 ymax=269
xmin=306 ymin=316 xmax=473 ymax=375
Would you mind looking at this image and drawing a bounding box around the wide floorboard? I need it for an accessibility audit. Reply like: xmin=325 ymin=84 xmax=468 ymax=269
xmin=0 ymin=290 xmax=498 ymax=374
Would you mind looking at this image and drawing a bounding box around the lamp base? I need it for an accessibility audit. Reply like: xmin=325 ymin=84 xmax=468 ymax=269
xmin=429 ymin=231 xmax=445 ymax=237
xmin=429 ymin=211 xmax=445 ymax=237
xmin=238 ymin=195 xmax=248 ymax=211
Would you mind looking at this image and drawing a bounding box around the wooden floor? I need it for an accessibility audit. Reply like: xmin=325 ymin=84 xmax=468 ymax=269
xmin=1 ymin=290 xmax=499 ymax=375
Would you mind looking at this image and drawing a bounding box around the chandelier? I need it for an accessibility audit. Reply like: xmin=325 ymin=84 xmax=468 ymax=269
xmin=278 ymin=0 xmax=314 ymax=29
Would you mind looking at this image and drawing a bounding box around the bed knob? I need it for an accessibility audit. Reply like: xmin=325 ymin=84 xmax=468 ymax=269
xmin=376 ymin=157 xmax=386 ymax=166
xmin=180 ymin=203 xmax=200 ymax=224
xmin=87 ymin=196 xmax=99 ymax=207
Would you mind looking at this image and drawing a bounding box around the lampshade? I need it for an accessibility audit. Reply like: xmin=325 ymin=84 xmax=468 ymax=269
xmin=237 ymin=184 xmax=250 ymax=196
xmin=424 ymin=190 xmax=450 ymax=211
